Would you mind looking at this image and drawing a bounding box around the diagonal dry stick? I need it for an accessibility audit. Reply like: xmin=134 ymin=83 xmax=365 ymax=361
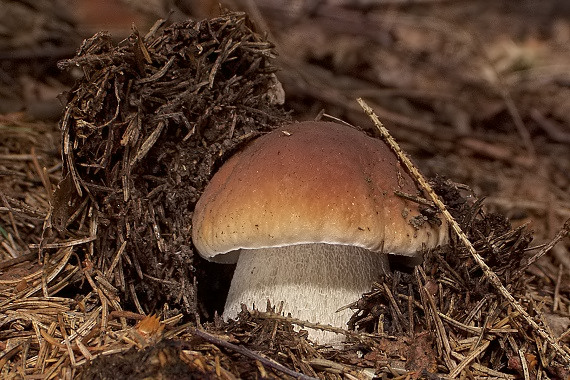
xmin=357 ymin=98 xmax=570 ymax=366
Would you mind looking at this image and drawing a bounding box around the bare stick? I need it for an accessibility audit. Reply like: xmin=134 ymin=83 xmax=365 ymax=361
xmin=357 ymin=98 xmax=570 ymax=365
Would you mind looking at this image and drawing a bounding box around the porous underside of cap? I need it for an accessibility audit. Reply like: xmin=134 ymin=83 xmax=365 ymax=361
xmin=192 ymin=121 xmax=447 ymax=262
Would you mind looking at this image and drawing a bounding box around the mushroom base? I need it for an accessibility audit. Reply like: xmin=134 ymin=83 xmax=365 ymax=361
xmin=223 ymin=243 xmax=389 ymax=344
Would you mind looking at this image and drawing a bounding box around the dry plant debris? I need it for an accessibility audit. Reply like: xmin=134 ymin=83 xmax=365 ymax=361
xmin=356 ymin=100 xmax=569 ymax=375
xmin=54 ymin=11 xmax=287 ymax=316
xmin=0 ymin=11 xmax=292 ymax=379
xmin=1 ymin=2 xmax=570 ymax=379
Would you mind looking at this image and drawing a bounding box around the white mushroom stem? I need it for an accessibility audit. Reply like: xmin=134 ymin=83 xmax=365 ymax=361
xmin=223 ymin=243 xmax=389 ymax=344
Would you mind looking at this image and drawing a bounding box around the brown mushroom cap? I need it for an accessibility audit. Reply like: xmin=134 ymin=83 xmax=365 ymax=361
xmin=192 ymin=121 xmax=447 ymax=262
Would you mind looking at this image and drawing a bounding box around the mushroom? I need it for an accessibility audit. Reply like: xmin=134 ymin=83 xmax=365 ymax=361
xmin=192 ymin=121 xmax=448 ymax=343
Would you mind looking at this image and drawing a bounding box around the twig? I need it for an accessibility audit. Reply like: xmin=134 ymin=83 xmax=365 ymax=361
xmin=448 ymin=339 xmax=491 ymax=378
xmin=450 ymin=350 xmax=516 ymax=378
xmin=250 ymin=309 xmax=381 ymax=344
xmin=191 ymin=328 xmax=318 ymax=380
xmin=516 ymin=218 xmax=570 ymax=276
xmin=357 ymin=98 xmax=570 ymax=365
xmin=530 ymin=109 xmax=570 ymax=144
xmin=0 ymin=190 xmax=22 ymax=244
xmin=394 ymin=190 xmax=435 ymax=208
xmin=422 ymin=285 xmax=454 ymax=370
xmin=382 ymin=282 xmax=405 ymax=334
xmin=471 ymin=36 xmax=536 ymax=162
xmin=28 ymin=236 xmax=97 ymax=249
xmin=0 ymin=252 xmax=37 ymax=270
xmin=519 ymin=349 xmax=530 ymax=380
xmin=308 ymin=358 xmax=375 ymax=379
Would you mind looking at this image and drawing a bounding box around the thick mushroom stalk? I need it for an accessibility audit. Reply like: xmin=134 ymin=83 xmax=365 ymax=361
xmin=223 ymin=244 xmax=388 ymax=343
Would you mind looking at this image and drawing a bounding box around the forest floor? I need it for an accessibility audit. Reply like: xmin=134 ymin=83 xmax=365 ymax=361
xmin=0 ymin=1 xmax=569 ymax=378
